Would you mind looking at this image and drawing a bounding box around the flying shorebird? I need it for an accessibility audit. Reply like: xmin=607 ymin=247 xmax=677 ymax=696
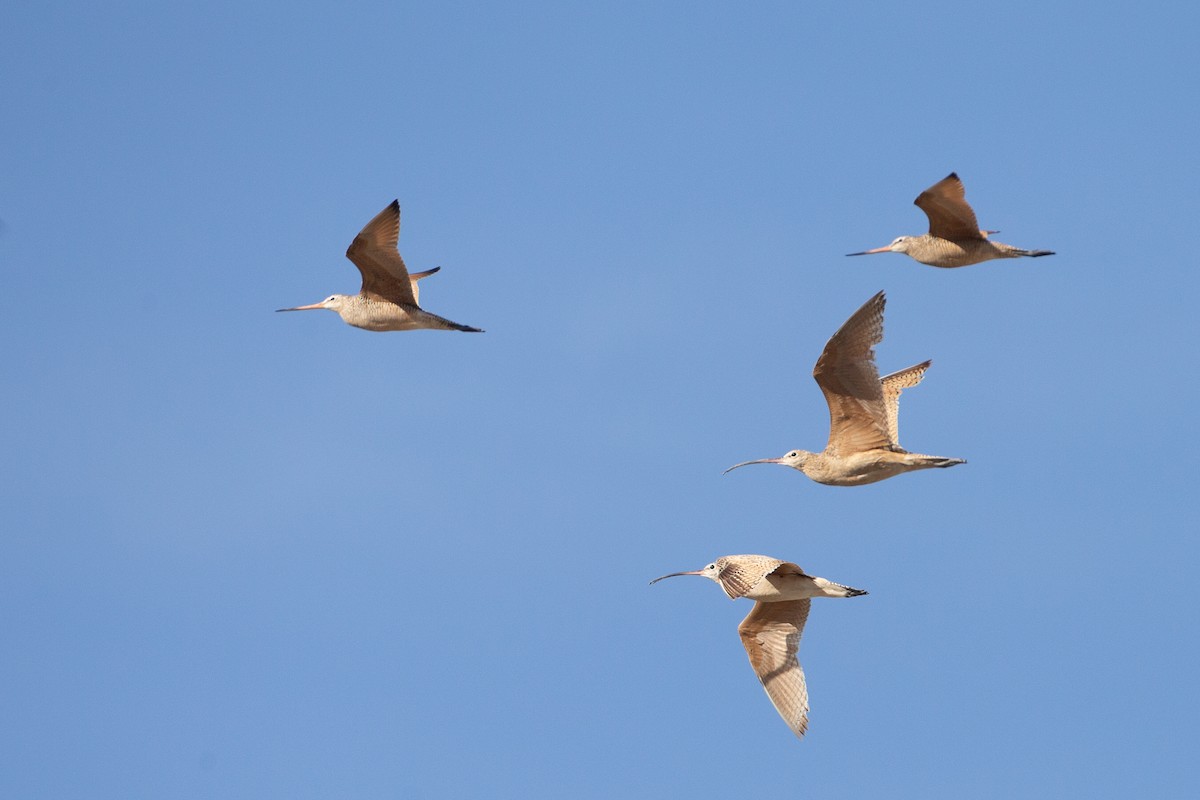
xmin=277 ymin=200 xmax=483 ymax=332
xmin=724 ymin=291 xmax=964 ymax=485
xmin=846 ymin=172 xmax=1054 ymax=268
xmin=651 ymin=554 xmax=866 ymax=739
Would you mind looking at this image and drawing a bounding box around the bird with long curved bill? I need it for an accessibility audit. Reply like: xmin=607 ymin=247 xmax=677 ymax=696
xmin=651 ymin=555 xmax=867 ymax=739
xmin=724 ymin=291 xmax=965 ymax=486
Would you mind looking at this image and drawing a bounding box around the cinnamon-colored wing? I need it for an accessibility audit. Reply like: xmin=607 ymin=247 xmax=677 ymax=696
xmin=914 ymin=173 xmax=985 ymax=242
xmin=408 ymin=266 xmax=440 ymax=306
xmin=738 ymin=599 xmax=812 ymax=738
xmin=716 ymin=556 xmax=786 ymax=599
xmin=345 ymin=200 xmax=417 ymax=306
xmin=812 ymin=292 xmax=892 ymax=456
xmin=880 ymin=360 xmax=930 ymax=447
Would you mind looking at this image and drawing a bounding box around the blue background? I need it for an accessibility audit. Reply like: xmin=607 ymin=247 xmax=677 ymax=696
xmin=2 ymin=2 xmax=1196 ymax=797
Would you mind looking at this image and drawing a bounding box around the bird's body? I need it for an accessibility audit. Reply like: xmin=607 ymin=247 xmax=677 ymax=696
xmin=773 ymin=444 xmax=964 ymax=487
xmin=847 ymin=173 xmax=1054 ymax=268
xmin=651 ymin=555 xmax=867 ymax=739
xmin=724 ymin=291 xmax=964 ymax=486
xmin=312 ymin=292 xmax=481 ymax=332
xmin=872 ymin=231 xmax=1052 ymax=269
xmin=277 ymin=200 xmax=483 ymax=332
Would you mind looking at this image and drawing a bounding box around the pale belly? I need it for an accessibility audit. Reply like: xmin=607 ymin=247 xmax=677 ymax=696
xmin=347 ymin=304 xmax=424 ymax=332
xmin=351 ymin=317 xmax=423 ymax=332
xmin=814 ymin=452 xmax=910 ymax=486
xmin=918 ymin=239 xmax=1002 ymax=269
xmin=745 ymin=574 xmax=821 ymax=601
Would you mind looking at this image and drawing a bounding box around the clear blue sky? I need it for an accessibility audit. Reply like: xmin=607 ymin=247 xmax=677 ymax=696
xmin=3 ymin=2 xmax=1196 ymax=797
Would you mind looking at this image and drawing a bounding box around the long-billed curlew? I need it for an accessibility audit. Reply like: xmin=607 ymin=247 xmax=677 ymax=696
xmin=277 ymin=200 xmax=483 ymax=332
xmin=724 ymin=291 xmax=964 ymax=485
xmin=846 ymin=172 xmax=1054 ymax=268
xmin=651 ymin=555 xmax=866 ymax=739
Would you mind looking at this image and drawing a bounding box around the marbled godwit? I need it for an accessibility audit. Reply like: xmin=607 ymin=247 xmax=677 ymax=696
xmin=277 ymin=200 xmax=483 ymax=332
xmin=846 ymin=173 xmax=1054 ymax=268
xmin=724 ymin=291 xmax=964 ymax=485
xmin=651 ymin=555 xmax=866 ymax=739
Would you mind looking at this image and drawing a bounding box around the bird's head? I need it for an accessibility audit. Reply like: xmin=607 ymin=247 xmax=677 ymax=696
xmin=777 ymin=449 xmax=814 ymax=469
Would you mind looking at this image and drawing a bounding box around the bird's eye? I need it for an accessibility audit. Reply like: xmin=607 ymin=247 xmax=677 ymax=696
xmin=707 ymin=564 xmax=716 ymax=570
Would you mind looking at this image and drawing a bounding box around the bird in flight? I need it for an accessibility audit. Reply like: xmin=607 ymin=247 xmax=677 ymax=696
xmin=724 ymin=291 xmax=965 ymax=485
xmin=847 ymin=172 xmax=1054 ymax=268
xmin=651 ymin=554 xmax=867 ymax=739
xmin=278 ymin=200 xmax=483 ymax=332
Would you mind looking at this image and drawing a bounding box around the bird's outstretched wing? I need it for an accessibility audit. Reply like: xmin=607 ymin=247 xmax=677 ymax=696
xmin=914 ymin=173 xmax=985 ymax=242
xmin=812 ymin=291 xmax=892 ymax=456
xmin=738 ymin=598 xmax=812 ymax=738
xmin=880 ymin=360 xmax=930 ymax=447
xmin=715 ymin=556 xmax=790 ymax=599
xmin=408 ymin=266 xmax=440 ymax=306
xmin=345 ymin=200 xmax=418 ymax=306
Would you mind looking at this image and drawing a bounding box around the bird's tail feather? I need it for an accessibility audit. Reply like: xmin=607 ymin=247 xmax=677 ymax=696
xmin=813 ymin=577 xmax=868 ymax=598
xmin=420 ymin=309 xmax=484 ymax=332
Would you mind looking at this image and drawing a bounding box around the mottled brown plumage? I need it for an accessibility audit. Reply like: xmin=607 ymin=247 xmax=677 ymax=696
xmin=847 ymin=173 xmax=1055 ymax=268
xmin=881 ymin=360 xmax=929 ymax=446
xmin=724 ymin=291 xmax=964 ymax=485
xmin=277 ymin=200 xmax=483 ymax=332
xmin=651 ymin=555 xmax=867 ymax=739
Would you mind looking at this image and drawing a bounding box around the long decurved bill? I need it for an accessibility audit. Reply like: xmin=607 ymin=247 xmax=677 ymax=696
xmin=722 ymin=458 xmax=783 ymax=474
xmin=649 ymin=569 xmax=704 ymax=585
xmin=845 ymin=246 xmax=892 ymax=256
xmin=276 ymin=302 xmax=325 ymax=312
